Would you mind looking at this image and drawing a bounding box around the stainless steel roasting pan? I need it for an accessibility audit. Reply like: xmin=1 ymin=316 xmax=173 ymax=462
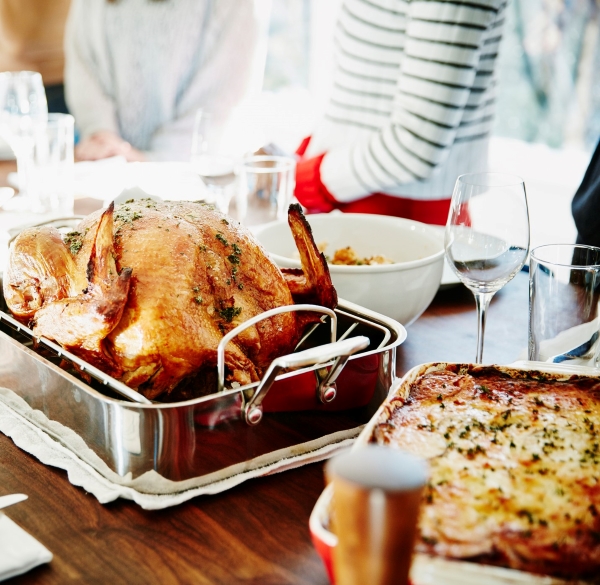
xmin=0 ymin=285 xmax=406 ymax=483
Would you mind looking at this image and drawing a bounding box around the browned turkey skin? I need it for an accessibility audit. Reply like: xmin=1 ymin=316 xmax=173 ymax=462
xmin=3 ymin=201 xmax=337 ymax=400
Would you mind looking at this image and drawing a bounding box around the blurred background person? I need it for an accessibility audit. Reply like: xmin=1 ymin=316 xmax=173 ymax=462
xmin=293 ymin=0 xmax=508 ymax=224
xmin=0 ymin=0 xmax=71 ymax=113
xmin=65 ymin=0 xmax=269 ymax=162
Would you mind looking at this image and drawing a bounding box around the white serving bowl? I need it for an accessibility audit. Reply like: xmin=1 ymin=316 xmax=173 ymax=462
xmin=253 ymin=213 xmax=445 ymax=326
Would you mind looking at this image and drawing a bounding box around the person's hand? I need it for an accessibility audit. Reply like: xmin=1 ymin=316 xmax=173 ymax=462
xmin=75 ymin=131 xmax=145 ymax=162
xmin=254 ymin=142 xmax=291 ymax=158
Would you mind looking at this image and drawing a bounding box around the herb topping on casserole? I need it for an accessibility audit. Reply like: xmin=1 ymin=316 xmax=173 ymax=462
xmin=370 ymin=365 xmax=600 ymax=579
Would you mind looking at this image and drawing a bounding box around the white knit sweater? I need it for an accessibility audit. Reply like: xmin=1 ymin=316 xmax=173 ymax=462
xmin=64 ymin=0 xmax=267 ymax=161
xmin=307 ymin=0 xmax=507 ymax=201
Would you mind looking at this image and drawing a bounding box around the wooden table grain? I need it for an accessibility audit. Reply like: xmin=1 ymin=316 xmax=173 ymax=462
xmin=0 ymin=158 xmax=531 ymax=583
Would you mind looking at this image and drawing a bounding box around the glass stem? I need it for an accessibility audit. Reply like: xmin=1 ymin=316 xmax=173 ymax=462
xmin=474 ymin=291 xmax=495 ymax=364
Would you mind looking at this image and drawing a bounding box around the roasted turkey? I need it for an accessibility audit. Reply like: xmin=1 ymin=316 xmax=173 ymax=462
xmin=3 ymin=200 xmax=337 ymax=400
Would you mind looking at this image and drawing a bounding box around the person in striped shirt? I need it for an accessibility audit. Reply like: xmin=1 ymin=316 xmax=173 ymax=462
xmin=295 ymin=0 xmax=508 ymax=225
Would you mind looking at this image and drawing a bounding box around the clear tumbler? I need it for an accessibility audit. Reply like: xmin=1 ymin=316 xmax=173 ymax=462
xmin=529 ymin=244 xmax=600 ymax=367
xmin=235 ymin=155 xmax=296 ymax=225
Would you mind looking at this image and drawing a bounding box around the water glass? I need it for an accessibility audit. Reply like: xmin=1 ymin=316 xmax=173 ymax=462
xmin=2 ymin=113 xmax=74 ymax=215
xmin=236 ymin=155 xmax=296 ymax=225
xmin=529 ymin=244 xmax=600 ymax=367
xmin=325 ymin=446 xmax=428 ymax=585
xmin=32 ymin=113 xmax=75 ymax=215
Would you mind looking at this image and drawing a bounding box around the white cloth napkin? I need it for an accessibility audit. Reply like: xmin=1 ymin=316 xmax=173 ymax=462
xmin=7 ymin=155 xmax=127 ymax=203
xmin=8 ymin=158 xmax=207 ymax=205
xmin=531 ymin=319 xmax=600 ymax=367
xmin=516 ymin=319 xmax=600 ymax=367
xmin=0 ymin=514 xmax=52 ymax=581
xmin=0 ymin=388 xmax=358 ymax=510
xmin=70 ymin=158 xmax=207 ymax=204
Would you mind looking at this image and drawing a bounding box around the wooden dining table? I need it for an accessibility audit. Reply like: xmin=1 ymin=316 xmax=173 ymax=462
xmin=0 ymin=159 xmax=531 ymax=584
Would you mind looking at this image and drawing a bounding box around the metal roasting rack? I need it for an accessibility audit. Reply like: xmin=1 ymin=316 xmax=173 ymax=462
xmin=0 ymin=214 xmax=406 ymax=484
xmin=0 ymin=295 xmax=406 ymax=482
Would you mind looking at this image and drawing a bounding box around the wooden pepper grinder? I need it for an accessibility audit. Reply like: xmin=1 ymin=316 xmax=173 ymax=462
xmin=325 ymin=445 xmax=428 ymax=585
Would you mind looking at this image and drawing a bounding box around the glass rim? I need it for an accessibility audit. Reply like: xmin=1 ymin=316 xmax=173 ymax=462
xmin=0 ymin=70 xmax=43 ymax=79
xmin=241 ymin=155 xmax=296 ymax=172
xmin=194 ymin=109 xmax=213 ymax=120
xmin=456 ymin=172 xmax=524 ymax=188
xmin=530 ymin=243 xmax=600 ymax=268
xmin=46 ymin=113 xmax=75 ymax=124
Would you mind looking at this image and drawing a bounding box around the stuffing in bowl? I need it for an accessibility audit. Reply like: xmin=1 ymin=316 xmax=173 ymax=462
xmin=253 ymin=213 xmax=444 ymax=326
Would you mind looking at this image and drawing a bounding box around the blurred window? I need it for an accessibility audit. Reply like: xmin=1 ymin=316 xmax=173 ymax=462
xmin=494 ymin=0 xmax=600 ymax=151
xmin=262 ymin=0 xmax=600 ymax=152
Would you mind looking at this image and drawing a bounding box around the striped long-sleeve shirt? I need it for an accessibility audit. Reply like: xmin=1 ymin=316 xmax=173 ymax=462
xmin=302 ymin=0 xmax=507 ymax=205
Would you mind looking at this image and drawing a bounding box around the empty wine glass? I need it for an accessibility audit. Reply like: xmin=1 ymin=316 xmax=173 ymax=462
xmin=0 ymin=71 xmax=48 ymax=206
xmin=445 ymin=172 xmax=530 ymax=363
xmin=190 ymin=109 xmax=236 ymax=213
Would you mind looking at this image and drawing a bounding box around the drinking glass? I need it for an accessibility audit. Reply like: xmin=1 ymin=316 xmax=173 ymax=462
xmin=190 ymin=109 xmax=236 ymax=213
xmin=236 ymin=155 xmax=296 ymax=225
xmin=0 ymin=71 xmax=48 ymax=204
xmin=445 ymin=172 xmax=530 ymax=363
xmin=29 ymin=113 xmax=75 ymax=215
xmin=529 ymin=244 xmax=600 ymax=367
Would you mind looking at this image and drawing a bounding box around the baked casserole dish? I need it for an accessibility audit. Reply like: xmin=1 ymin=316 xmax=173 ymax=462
xmin=366 ymin=362 xmax=600 ymax=579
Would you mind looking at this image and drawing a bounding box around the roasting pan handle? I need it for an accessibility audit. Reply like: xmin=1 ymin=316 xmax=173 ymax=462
xmin=217 ymin=304 xmax=338 ymax=393
xmin=244 ymin=335 xmax=370 ymax=426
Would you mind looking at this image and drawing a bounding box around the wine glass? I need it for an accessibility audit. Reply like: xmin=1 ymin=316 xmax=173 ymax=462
xmin=190 ymin=109 xmax=236 ymax=213
xmin=0 ymin=71 xmax=48 ymax=207
xmin=445 ymin=172 xmax=530 ymax=363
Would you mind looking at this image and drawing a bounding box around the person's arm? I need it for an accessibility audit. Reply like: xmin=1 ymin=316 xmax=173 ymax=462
xmin=145 ymin=0 xmax=268 ymax=161
xmin=296 ymin=0 xmax=505 ymax=207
